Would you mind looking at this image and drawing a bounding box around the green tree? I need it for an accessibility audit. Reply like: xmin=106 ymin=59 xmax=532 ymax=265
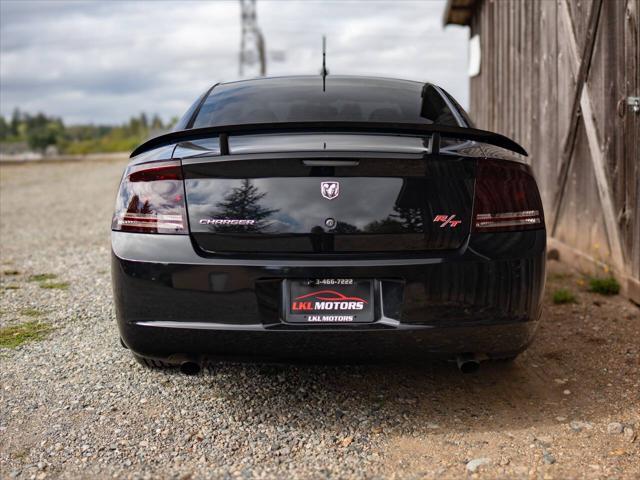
xmin=10 ymin=108 xmax=21 ymax=136
xmin=151 ymin=114 xmax=163 ymax=130
xmin=27 ymin=119 xmax=65 ymax=151
xmin=212 ymin=179 xmax=279 ymax=232
xmin=0 ymin=116 xmax=9 ymax=141
xmin=0 ymin=110 xmax=167 ymax=154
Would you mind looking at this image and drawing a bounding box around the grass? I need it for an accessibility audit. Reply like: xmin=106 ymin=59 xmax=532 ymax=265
xmin=39 ymin=281 xmax=69 ymax=290
xmin=0 ymin=321 xmax=52 ymax=349
xmin=588 ymin=276 xmax=620 ymax=295
xmin=20 ymin=307 xmax=44 ymax=317
xmin=11 ymin=449 xmax=29 ymax=461
xmin=1 ymin=285 xmax=20 ymax=290
xmin=28 ymin=273 xmax=57 ymax=282
xmin=553 ymin=289 xmax=577 ymax=304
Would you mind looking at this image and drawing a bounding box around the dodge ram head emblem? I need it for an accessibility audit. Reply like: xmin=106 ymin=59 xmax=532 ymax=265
xmin=321 ymin=181 xmax=340 ymax=200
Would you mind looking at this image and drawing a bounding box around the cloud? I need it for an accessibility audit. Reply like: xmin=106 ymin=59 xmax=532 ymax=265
xmin=0 ymin=0 xmax=469 ymax=125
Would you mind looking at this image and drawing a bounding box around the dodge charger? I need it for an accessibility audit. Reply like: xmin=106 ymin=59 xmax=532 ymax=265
xmin=111 ymin=76 xmax=546 ymax=374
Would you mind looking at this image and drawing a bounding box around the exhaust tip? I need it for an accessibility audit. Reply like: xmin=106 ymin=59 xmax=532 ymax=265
xmin=180 ymin=361 xmax=201 ymax=375
xmin=456 ymin=354 xmax=480 ymax=374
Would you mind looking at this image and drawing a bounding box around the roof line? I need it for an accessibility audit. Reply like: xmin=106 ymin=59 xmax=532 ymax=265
xmin=215 ymin=74 xmax=436 ymax=87
xmin=443 ymin=0 xmax=480 ymax=27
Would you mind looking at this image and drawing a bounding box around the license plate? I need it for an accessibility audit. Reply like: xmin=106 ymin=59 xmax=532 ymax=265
xmin=285 ymin=279 xmax=374 ymax=323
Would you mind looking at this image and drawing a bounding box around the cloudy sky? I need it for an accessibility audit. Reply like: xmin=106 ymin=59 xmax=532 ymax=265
xmin=0 ymin=0 xmax=469 ymax=125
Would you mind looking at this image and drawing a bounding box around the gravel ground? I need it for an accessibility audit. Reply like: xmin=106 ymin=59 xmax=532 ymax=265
xmin=1 ymin=159 xmax=639 ymax=480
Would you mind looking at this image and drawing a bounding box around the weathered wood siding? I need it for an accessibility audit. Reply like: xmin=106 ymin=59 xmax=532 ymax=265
xmin=467 ymin=0 xmax=639 ymax=301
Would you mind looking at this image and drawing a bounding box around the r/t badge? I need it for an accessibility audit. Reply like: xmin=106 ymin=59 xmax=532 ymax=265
xmin=433 ymin=214 xmax=462 ymax=228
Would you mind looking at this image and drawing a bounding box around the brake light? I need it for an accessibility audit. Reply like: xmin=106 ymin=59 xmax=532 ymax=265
xmin=111 ymin=160 xmax=187 ymax=234
xmin=472 ymin=160 xmax=544 ymax=232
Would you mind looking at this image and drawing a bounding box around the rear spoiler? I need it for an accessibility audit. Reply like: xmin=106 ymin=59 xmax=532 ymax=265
xmin=130 ymin=121 xmax=528 ymax=158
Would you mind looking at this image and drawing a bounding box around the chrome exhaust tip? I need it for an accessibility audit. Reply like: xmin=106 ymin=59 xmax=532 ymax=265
xmin=456 ymin=354 xmax=480 ymax=374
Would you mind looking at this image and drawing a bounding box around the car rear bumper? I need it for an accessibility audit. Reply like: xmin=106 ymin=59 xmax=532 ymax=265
xmin=112 ymin=230 xmax=546 ymax=362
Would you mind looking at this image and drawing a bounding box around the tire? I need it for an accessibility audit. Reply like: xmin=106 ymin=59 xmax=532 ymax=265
xmin=133 ymin=353 xmax=173 ymax=369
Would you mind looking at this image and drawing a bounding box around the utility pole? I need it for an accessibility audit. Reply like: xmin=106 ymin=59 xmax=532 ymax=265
xmin=239 ymin=0 xmax=266 ymax=77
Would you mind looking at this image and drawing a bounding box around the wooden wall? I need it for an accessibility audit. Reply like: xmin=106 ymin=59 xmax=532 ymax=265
xmin=467 ymin=0 xmax=639 ymax=302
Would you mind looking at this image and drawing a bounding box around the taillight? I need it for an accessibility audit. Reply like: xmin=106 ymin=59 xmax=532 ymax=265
xmin=472 ymin=160 xmax=544 ymax=232
xmin=111 ymin=160 xmax=187 ymax=234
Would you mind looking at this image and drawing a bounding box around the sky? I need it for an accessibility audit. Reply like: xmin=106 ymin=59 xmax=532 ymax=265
xmin=0 ymin=0 xmax=469 ymax=125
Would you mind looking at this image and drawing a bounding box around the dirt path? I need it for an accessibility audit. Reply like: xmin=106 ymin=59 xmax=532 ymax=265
xmin=380 ymin=259 xmax=639 ymax=478
xmin=0 ymin=160 xmax=638 ymax=479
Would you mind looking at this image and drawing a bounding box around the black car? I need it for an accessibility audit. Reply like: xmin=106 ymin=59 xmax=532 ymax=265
xmin=112 ymin=76 xmax=545 ymax=374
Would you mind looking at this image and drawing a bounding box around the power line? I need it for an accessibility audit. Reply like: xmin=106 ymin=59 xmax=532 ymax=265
xmin=239 ymin=0 xmax=266 ymax=77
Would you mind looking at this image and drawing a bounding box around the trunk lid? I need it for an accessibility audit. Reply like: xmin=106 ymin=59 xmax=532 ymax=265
xmin=180 ymin=137 xmax=474 ymax=255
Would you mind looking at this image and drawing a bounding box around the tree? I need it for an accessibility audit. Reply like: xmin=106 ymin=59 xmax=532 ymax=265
xmin=0 ymin=116 xmax=9 ymax=141
xmin=364 ymin=217 xmax=403 ymax=233
xmin=389 ymin=206 xmax=424 ymax=232
xmin=334 ymin=221 xmax=359 ymax=233
xmin=151 ymin=114 xmax=163 ymax=130
xmin=0 ymin=109 xmax=167 ymax=154
xmin=27 ymin=119 xmax=65 ymax=151
xmin=364 ymin=206 xmax=425 ymax=234
xmin=212 ymin=179 xmax=279 ymax=232
xmin=10 ymin=108 xmax=21 ymax=136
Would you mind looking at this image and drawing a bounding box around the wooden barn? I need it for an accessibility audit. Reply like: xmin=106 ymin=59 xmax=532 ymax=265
xmin=444 ymin=0 xmax=640 ymax=304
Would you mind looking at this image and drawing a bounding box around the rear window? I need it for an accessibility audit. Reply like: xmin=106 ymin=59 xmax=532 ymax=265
xmin=191 ymin=77 xmax=460 ymax=128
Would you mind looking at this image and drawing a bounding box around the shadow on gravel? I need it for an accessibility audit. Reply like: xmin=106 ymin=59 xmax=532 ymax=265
xmin=153 ymin=291 xmax=638 ymax=440
xmin=152 ymin=350 xmax=596 ymax=436
xmin=135 ymin=262 xmax=639 ymax=440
